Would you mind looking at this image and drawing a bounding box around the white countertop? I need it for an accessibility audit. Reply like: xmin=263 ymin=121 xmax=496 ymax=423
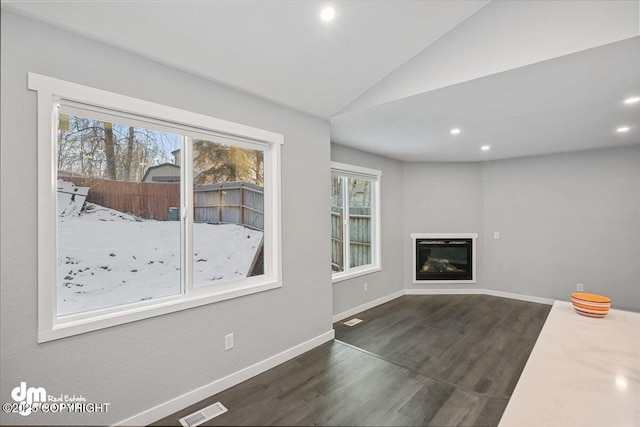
xmin=499 ymin=300 xmax=640 ymax=427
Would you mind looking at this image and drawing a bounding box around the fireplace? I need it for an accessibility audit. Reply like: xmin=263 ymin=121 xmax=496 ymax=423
xmin=411 ymin=233 xmax=477 ymax=283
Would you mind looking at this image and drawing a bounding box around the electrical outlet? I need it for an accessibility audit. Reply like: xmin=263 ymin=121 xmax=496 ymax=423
xmin=494 ymin=232 xmax=500 ymax=240
xmin=364 ymin=282 xmax=368 ymax=292
xmin=576 ymin=283 xmax=584 ymax=292
xmin=225 ymin=333 xmax=234 ymax=351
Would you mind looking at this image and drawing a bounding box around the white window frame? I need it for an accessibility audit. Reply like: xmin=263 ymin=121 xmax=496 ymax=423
xmin=331 ymin=161 xmax=381 ymax=283
xmin=29 ymin=73 xmax=283 ymax=343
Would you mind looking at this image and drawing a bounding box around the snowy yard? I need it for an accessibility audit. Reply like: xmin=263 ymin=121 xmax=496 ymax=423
xmin=57 ymin=201 xmax=262 ymax=316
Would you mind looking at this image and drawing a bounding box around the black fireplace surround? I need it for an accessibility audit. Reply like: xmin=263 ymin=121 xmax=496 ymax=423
xmin=415 ymin=238 xmax=472 ymax=281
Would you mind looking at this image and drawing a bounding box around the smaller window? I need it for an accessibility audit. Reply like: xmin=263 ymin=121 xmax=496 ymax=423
xmin=331 ymin=162 xmax=381 ymax=283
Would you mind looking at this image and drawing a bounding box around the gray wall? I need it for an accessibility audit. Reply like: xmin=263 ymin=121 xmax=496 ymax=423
xmin=400 ymin=147 xmax=639 ymax=312
xmin=1 ymin=12 xmax=331 ymax=426
xmin=331 ymin=143 xmax=404 ymax=316
xmin=483 ymin=146 xmax=640 ymax=312
xmin=398 ymin=145 xmax=640 ymax=311
xmin=403 ymin=162 xmax=485 ymax=290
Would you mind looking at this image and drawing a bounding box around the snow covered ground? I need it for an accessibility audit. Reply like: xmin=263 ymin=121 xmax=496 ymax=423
xmin=57 ymin=201 xmax=262 ymax=316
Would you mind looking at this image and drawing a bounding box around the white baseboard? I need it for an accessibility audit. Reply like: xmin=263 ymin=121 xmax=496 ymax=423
xmin=406 ymin=288 xmax=554 ymax=305
xmin=333 ymin=290 xmax=405 ymax=323
xmin=405 ymin=288 xmax=485 ymax=295
xmin=483 ymin=289 xmax=554 ymax=305
xmin=114 ymin=330 xmax=335 ymax=427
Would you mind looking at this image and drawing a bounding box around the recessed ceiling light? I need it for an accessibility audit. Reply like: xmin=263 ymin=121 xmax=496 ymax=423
xmin=616 ymin=126 xmax=630 ymax=133
xmin=450 ymin=128 xmax=461 ymax=135
xmin=320 ymin=7 xmax=336 ymax=22
xmin=481 ymin=145 xmax=491 ymax=151
xmin=624 ymin=96 xmax=640 ymax=104
xmin=616 ymin=377 xmax=628 ymax=390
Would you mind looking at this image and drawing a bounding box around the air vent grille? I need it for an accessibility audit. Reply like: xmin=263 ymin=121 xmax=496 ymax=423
xmin=179 ymin=402 xmax=228 ymax=427
xmin=344 ymin=318 xmax=363 ymax=326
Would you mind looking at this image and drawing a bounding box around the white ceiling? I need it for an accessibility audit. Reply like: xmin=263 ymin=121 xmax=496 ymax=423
xmin=332 ymin=37 xmax=640 ymax=162
xmin=1 ymin=0 xmax=487 ymax=117
xmin=3 ymin=0 xmax=640 ymax=162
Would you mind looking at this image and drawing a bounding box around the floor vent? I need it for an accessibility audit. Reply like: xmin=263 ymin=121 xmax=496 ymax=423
xmin=344 ymin=318 xmax=363 ymax=326
xmin=179 ymin=402 xmax=228 ymax=427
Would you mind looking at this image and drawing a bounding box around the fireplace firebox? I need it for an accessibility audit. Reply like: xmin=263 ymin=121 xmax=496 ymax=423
xmin=411 ymin=233 xmax=477 ymax=283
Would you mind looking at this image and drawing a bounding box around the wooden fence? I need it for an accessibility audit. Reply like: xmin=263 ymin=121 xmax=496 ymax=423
xmin=331 ymin=208 xmax=344 ymax=272
xmin=331 ymin=207 xmax=371 ymax=271
xmin=194 ymin=182 xmax=264 ymax=230
xmin=63 ymin=176 xmax=180 ymax=221
xmin=62 ymin=177 xmax=264 ymax=229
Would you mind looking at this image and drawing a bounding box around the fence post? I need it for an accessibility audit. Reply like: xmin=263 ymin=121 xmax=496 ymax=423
xmin=240 ymin=185 xmax=245 ymax=227
xmin=218 ymin=187 xmax=222 ymax=224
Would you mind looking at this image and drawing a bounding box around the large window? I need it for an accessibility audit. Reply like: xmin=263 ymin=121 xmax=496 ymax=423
xmin=30 ymin=73 xmax=282 ymax=342
xmin=331 ymin=162 xmax=381 ymax=282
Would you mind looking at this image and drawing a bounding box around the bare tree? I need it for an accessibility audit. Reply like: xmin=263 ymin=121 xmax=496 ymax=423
xmin=124 ymin=126 xmax=135 ymax=181
xmin=103 ymin=122 xmax=117 ymax=180
xmin=57 ymin=115 xmax=178 ymax=182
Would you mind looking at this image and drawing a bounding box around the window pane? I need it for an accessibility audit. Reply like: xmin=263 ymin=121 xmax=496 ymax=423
xmin=348 ymin=178 xmax=372 ymax=268
xmin=56 ymin=112 xmax=182 ymax=316
xmin=192 ymin=139 xmax=265 ymax=286
xmin=331 ymin=176 xmax=345 ymax=273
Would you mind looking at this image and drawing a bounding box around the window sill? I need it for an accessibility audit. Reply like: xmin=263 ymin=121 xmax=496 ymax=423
xmin=332 ymin=266 xmax=381 ymax=284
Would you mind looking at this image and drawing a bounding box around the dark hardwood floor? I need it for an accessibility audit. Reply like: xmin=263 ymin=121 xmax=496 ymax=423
xmin=152 ymin=295 xmax=550 ymax=426
xmin=334 ymin=295 xmax=551 ymax=399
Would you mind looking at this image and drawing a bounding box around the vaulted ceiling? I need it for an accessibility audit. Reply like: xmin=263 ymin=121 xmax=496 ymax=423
xmin=3 ymin=0 xmax=640 ymax=161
